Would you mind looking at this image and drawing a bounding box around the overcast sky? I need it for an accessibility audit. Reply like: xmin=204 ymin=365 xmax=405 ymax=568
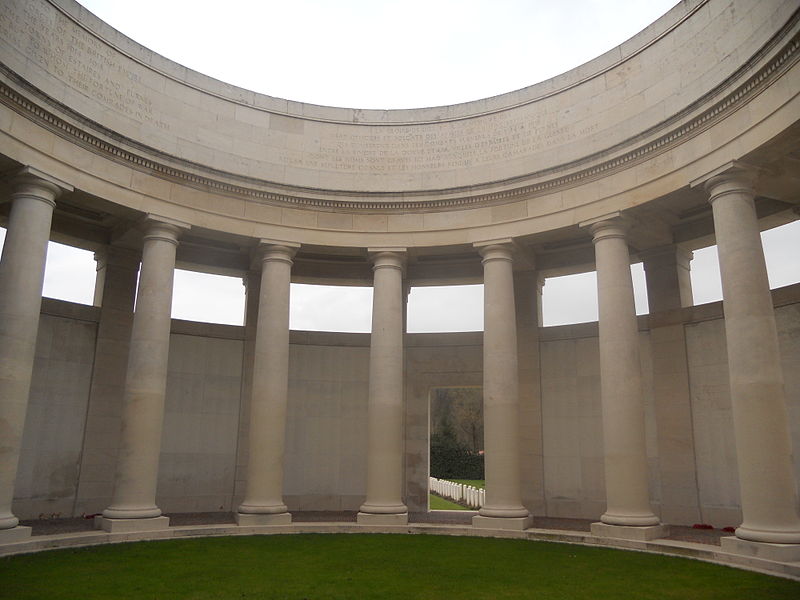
xmin=76 ymin=0 xmax=681 ymax=110
xmin=1 ymin=1 xmax=797 ymax=330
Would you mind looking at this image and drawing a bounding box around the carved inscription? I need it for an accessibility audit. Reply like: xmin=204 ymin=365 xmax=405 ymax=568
xmin=0 ymin=1 xmax=170 ymax=130
xmin=279 ymin=115 xmax=599 ymax=173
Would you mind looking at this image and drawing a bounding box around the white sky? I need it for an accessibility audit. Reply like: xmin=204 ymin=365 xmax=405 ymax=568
xmin=1 ymin=1 xmax=797 ymax=330
xmin=76 ymin=0 xmax=680 ymax=110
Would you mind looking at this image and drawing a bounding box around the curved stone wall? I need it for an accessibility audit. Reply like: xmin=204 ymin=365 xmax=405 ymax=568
xmin=14 ymin=289 xmax=800 ymax=525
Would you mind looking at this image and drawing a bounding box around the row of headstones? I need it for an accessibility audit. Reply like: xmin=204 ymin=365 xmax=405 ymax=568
xmin=429 ymin=477 xmax=485 ymax=509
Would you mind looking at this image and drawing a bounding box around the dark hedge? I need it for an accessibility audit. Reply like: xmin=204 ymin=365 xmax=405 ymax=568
xmin=430 ymin=429 xmax=484 ymax=480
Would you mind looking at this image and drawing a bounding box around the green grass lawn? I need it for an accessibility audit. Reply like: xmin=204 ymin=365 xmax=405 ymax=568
xmin=429 ymin=493 xmax=469 ymax=510
xmin=2 ymin=534 xmax=798 ymax=599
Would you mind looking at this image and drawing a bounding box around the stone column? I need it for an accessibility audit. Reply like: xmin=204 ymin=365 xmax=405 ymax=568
xmin=233 ymin=270 xmax=261 ymax=508
xmin=702 ymin=166 xmax=800 ymax=557
xmin=236 ymin=241 xmax=298 ymax=526
xmin=0 ymin=168 xmax=71 ymax=544
xmin=582 ymin=215 xmax=667 ymax=541
xmin=99 ymin=215 xmax=188 ymax=533
xmin=473 ymin=241 xmax=532 ymax=530
xmin=641 ymin=245 xmax=701 ymax=526
xmin=74 ymin=247 xmax=140 ymax=516
xmin=358 ymin=249 xmax=408 ymax=525
xmin=514 ymin=270 xmax=545 ymax=515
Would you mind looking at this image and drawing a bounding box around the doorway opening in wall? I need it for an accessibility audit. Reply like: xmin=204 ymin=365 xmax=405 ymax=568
xmin=428 ymin=387 xmax=485 ymax=511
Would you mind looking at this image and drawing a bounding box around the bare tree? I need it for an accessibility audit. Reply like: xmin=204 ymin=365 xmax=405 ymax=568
xmin=431 ymin=388 xmax=483 ymax=452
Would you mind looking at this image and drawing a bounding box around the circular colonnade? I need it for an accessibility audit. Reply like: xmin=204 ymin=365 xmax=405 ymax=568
xmin=1 ymin=0 xmax=799 ymax=578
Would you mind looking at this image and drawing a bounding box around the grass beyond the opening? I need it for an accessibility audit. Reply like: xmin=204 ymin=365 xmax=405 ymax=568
xmin=429 ymin=493 xmax=468 ymax=510
xmin=2 ymin=534 xmax=798 ymax=599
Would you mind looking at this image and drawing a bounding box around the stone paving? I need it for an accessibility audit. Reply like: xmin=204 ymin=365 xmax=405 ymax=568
xmin=20 ymin=512 xmax=725 ymax=546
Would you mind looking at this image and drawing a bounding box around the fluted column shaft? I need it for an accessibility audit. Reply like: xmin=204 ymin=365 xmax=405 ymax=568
xmin=0 ymin=171 xmax=67 ymax=532
xmin=103 ymin=216 xmax=187 ymax=521
xmin=476 ymin=243 xmax=529 ymax=521
xmin=359 ymin=250 xmax=408 ymax=519
xmin=590 ymin=218 xmax=659 ymax=527
xmin=705 ymin=170 xmax=800 ymax=544
xmin=237 ymin=243 xmax=297 ymax=521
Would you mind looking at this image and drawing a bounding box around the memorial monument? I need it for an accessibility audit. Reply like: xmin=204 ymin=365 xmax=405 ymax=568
xmin=0 ymin=0 xmax=799 ymax=566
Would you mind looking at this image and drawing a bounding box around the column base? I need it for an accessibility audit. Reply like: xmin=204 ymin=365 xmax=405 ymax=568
xmin=0 ymin=526 xmax=32 ymax=544
xmin=96 ymin=516 xmax=170 ymax=533
xmin=235 ymin=512 xmax=292 ymax=526
xmin=472 ymin=515 xmax=533 ymax=531
xmin=357 ymin=512 xmax=408 ymax=526
xmin=591 ymin=522 xmax=669 ymax=541
xmin=721 ymin=536 xmax=800 ymax=562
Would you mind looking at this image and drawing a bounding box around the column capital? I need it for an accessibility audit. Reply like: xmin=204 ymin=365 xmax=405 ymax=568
xmin=257 ymin=240 xmax=300 ymax=265
xmin=9 ymin=166 xmax=73 ymax=208
xmin=142 ymin=215 xmax=190 ymax=246
xmin=579 ymin=213 xmax=630 ymax=244
xmin=474 ymin=239 xmax=514 ymax=263
xmin=368 ymin=248 xmax=406 ymax=272
xmin=690 ymin=161 xmax=760 ymax=203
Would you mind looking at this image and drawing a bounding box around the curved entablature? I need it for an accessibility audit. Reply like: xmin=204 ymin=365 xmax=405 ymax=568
xmin=0 ymin=0 xmax=799 ymax=252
